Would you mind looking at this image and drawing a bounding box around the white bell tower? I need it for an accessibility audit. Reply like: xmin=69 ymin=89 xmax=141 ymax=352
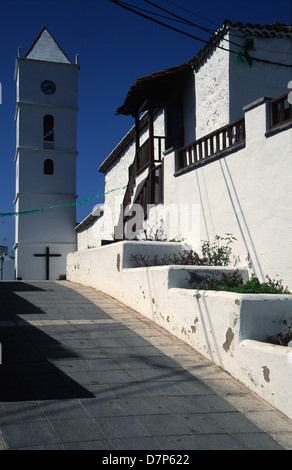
xmin=14 ymin=27 xmax=79 ymax=280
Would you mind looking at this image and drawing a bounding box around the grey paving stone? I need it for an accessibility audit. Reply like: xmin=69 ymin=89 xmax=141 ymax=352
xmin=83 ymin=358 xmax=121 ymax=371
xmin=95 ymin=416 xmax=149 ymax=439
xmin=244 ymin=410 xmax=292 ymax=433
xmin=90 ymin=338 xmax=124 ymax=348
xmin=126 ymin=367 xmax=172 ymax=382
xmin=204 ymin=377 xmax=250 ymax=396
xmin=269 ymin=432 xmax=292 ymax=450
xmin=111 ymin=327 xmax=143 ymax=338
xmin=111 ymin=437 xmax=162 ymax=450
xmin=80 ymin=383 xmax=117 ymax=399
xmin=0 ymin=403 xmax=45 ymax=425
xmin=119 ymin=396 xmax=169 ymax=416
xmin=174 ymin=413 xmax=227 ymax=435
xmin=226 ymin=393 xmax=274 ymax=412
xmin=66 ymin=348 xmax=109 ymax=360
xmin=196 ymin=433 xmax=245 ymax=450
xmin=81 ymin=397 xmax=129 ymax=417
xmin=136 ymin=414 xmax=192 ymax=437
xmin=112 ymin=356 xmax=161 ymax=370
xmin=1 ymin=421 xmax=59 ymax=449
xmin=164 ymin=369 xmax=200 ymax=382
xmin=61 ymin=338 xmax=101 ymax=350
xmin=208 ymin=411 xmax=266 ymax=434
xmin=117 ymin=336 xmax=154 ymax=347
xmin=16 ymin=444 xmax=64 ymax=450
xmin=154 ymin=435 xmax=206 ymax=450
xmin=40 ymin=399 xmax=90 ymax=420
xmin=162 ymin=395 xmax=206 ymax=414
xmin=173 ymin=379 xmax=217 ymax=396
xmin=145 ymin=355 xmax=183 ymax=369
xmin=188 ymin=394 xmax=238 ymax=413
xmin=231 ymin=432 xmax=284 ymax=450
xmin=63 ymin=440 xmax=115 ymax=450
xmin=50 ymin=418 xmax=105 ymax=443
xmin=94 ymin=369 xmax=136 ymax=384
xmin=61 ymin=370 xmax=101 ymax=386
xmin=108 ymin=381 xmax=153 ymax=398
xmin=80 ymin=329 xmax=117 ymax=339
xmin=51 ymin=359 xmax=89 ymax=373
xmin=142 ymin=381 xmax=186 ymax=397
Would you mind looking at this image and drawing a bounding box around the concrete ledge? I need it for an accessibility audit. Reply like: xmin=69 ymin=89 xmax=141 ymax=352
xmin=67 ymin=241 xmax=292 ymax=419
xmin=239 ymin=339 xmax=292 ymax=418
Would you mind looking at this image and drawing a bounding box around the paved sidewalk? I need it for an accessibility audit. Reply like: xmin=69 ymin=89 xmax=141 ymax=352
xmin=0 ymin=280 xmax=291 ymax=451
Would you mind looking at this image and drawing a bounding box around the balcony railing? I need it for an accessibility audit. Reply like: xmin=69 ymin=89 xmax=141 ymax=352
xmin=270 ymin=92 xmax=292 ymax=129
xmin=177 ymin=117 xmax=245 ymax=171
xmin=136 ymin=136 xmax=166 ymax=174
xmin=135 ymin=164 xmax=163 ymax=218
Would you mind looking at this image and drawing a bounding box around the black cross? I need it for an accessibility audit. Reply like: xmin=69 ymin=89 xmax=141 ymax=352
xmin=34 ymin=246 xmax=61 ymax=280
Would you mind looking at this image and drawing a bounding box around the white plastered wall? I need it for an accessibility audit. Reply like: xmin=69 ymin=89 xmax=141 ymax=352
xmin=160 ymin=98 xmax=292 ymax=288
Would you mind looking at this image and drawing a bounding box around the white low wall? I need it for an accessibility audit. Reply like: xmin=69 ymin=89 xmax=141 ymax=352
xmin=67 ymin=241 xmax=292 ymax=419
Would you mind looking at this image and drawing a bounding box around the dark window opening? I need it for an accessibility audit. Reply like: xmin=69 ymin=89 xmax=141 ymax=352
xmin=43 ymin=115 xmax=54 ymax=149
xmin=153 ymin=165 xmax=163 ymax=205
xmin=165 ymin=93 xmax=184 ymax=150
xmin=44 ymin=159 xmax=54 ymax=175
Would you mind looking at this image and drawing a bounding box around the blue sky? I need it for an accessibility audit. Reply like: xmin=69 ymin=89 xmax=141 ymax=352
xmin=0 ymin=0 xmax=291 ymax=253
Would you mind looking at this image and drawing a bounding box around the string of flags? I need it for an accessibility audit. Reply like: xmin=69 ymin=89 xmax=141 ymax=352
xmin=0 ymin=186 xmax=127 ymax=218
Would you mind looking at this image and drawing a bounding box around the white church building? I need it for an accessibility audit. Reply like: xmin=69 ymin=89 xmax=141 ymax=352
xmin=14 ymin=27 xmax=79 ymax=280
xmin=74 ymin=20 xmax=292 ymax=288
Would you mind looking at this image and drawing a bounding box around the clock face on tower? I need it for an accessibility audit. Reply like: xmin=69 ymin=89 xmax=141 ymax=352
xmin=41 ymin=80 xmax=56 ymax=95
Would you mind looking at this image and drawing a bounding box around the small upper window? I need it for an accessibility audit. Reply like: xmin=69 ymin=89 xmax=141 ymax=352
xmin=43 ymin=115 xmax=54 ymax=150
xmin=44 ymin=159 xmax=54 ymax=175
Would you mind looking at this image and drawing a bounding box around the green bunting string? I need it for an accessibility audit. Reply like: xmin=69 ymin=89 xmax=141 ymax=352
xmin=0 ymin=186 xmax=127 ymax=218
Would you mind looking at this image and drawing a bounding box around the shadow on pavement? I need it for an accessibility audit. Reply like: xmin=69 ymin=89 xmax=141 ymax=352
xmin=0 ymin=282 xmax=94 ymax=401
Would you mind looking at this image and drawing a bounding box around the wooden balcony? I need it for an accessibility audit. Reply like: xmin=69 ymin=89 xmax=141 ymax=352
xmin=178 ymin=117 xmax=245 ymax=171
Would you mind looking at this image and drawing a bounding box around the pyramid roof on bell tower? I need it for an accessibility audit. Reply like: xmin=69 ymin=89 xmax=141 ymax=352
xmin=24 ymin=27 xmax=72 ymax=64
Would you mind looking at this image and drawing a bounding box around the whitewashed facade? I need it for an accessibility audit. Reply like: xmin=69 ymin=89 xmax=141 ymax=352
xmin=75 ymin=20 xmax=292 ymax=286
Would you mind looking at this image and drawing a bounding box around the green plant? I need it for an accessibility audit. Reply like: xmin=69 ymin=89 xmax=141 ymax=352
xmin=200 ymin=270 xmax=244 ymax=291
xmin=228 ymin=274 xmax=291 ymax=294
xmin=201 ymin=273 xmax=291 ymax=295
xmin=201 ymin=233 xmax=236 ymax=266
